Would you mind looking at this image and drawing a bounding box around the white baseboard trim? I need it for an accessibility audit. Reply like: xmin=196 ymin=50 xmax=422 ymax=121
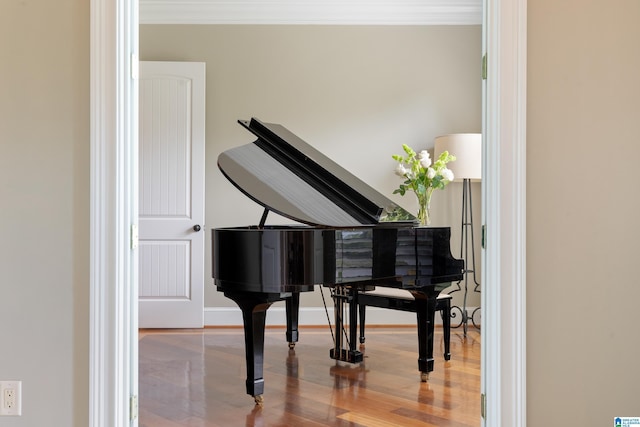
xmin=204 ymin=306 xmax=480 ymax=327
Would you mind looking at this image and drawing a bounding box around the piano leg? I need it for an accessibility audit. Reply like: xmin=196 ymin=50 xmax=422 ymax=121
xmin=223 ymin=290 xmax=285 ymax=405
xmin=441 ymin=297 xmax=452 ymax=361
xmin=358 ymin=298 xmax=366 ymax=344
xmin=285 ymin=292 xmax=300 ymax=349
xmin=349 ymin=288 xmax=360 ymax=351
xmin=414 ymin=293 xmax=437 ymax=382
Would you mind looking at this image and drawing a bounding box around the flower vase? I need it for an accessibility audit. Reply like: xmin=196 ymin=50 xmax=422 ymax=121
xmin=416 ymin=192 xmax=432 ymax=226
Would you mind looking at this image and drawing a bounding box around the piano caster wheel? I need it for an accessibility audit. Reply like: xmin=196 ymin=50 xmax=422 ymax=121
xmin=420 ymin=372 xmax=429 ymax=382
xmin=288 ymin=342 xmax=295 ymax=349
xmin=253 ymin=395 xmax=264 ymax=406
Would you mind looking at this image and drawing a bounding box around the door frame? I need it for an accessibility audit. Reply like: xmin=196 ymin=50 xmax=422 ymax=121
xmin=89 ymin=1 xmax=526 ymax=425
xmin=482 ymin=0 xmax=527 ymax=425
xmin=89 ymin=0 xmax=139 ymax=425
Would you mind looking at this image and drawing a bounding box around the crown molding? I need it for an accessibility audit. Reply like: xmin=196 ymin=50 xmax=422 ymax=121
xmin=140 ymin=0 xmax=482 ymax=25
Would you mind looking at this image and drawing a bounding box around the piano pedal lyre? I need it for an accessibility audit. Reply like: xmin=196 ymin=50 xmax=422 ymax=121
xmin=329 ymin=285 xmax=364 ymax=364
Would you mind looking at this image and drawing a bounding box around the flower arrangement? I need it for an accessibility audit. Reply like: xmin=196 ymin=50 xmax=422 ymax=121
xmin=392 ymin=144 xmax=456 ymax=226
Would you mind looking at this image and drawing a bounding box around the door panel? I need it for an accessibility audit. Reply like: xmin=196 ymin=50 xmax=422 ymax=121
xmin=139 ymin=61 xmax=206 ymax=328
xmin=139 ymin=241 xmax=189 ymax=298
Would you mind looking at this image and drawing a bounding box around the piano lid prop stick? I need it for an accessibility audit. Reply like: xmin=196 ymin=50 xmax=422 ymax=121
xmin=258 ymin=208 xmax=269 ymax=229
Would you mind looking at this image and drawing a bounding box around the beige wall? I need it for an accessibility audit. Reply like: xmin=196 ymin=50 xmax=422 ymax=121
xmin=2 ymin=1 xmax=639 ymax=425
xmin=140 ymin=25 xmax=483 ymax=309
xmin=0 ymin=0 xmax=89 ymax=426
xmin=527 ymin=0 xmax=640 ymax=424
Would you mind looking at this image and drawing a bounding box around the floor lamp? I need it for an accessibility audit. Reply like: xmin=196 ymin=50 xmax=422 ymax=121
xmin=435 ymin=133 xmax=482 ymax=335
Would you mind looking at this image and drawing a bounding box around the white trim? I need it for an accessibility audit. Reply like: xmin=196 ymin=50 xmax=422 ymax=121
xmin=90 ymin=0 xmax=139 ymax=425
xmin=482 ymin=0 xmax=527 ymax=426
xmin=140 ymin=0 xmax=482 ymax=25
xmin=203 ymin=306 xmax=479 ymax=327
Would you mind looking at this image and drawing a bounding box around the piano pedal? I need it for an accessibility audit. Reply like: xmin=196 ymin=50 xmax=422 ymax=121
xmin=329 ymin=348 xmax=364 ymax=363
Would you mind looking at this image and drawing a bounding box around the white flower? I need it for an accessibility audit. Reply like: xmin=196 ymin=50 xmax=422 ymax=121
xmin=417 ymin=150 xmax=432 ymax=168
xmin=394 ymin=164 xmax=408 ymax=177
xmin=441 ymin=168 xmax=454 ymax=182
xmin=427 ymin=167 xmax=436 ymax=179
xmin=417 ymin=150 xmax=429 ymax=159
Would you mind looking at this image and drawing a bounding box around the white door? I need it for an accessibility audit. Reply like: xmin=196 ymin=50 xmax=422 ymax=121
xmin=138 ymin=61 xmax=206 ymax=328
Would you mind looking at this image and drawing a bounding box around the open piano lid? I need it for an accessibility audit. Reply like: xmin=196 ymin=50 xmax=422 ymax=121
xmin=217 ymin=118 xmax=415 ymax=228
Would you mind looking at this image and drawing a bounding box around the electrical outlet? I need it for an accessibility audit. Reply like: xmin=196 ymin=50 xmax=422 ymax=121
xmin=0 ymin=381 xmax=22 ymax=416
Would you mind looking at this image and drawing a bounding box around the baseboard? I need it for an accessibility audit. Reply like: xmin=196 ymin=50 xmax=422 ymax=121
xmin=204 ymin=306 xmax=480 ymax=327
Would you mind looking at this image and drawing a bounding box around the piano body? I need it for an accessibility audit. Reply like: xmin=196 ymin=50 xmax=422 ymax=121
xmin=212 ymin=118 xmax=463 ymax=404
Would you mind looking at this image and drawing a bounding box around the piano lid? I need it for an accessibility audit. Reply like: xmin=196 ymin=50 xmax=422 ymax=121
xmin=217 ymin=118 xmax=415 ymax=228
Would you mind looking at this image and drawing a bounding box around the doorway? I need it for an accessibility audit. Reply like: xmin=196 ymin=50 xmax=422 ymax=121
xmin=89 ymin=1 xmax=527 ymax=426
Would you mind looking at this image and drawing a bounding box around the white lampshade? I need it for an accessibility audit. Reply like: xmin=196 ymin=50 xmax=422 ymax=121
xmin=434 ymin=133 xmax=482 ymax=181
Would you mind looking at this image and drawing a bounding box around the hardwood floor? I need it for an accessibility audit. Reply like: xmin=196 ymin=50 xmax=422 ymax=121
xmin=139 ymin=327 xmax=481 ymax=427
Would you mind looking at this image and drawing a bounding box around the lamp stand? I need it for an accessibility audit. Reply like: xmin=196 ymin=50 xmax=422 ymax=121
xmin=449 ymin=178 xmax=481 ymax=336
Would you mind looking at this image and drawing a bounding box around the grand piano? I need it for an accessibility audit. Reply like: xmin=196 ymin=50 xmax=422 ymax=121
xmin=212 ymin=118 xmax=463 ymax=405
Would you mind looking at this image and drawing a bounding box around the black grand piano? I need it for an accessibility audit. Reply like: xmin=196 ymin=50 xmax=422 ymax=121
xmin=212 ymin=118 xmax=463 ymax=405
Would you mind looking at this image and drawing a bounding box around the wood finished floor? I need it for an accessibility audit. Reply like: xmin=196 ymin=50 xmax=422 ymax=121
xmin=139 ymin=327 xmax=481 ymax=427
